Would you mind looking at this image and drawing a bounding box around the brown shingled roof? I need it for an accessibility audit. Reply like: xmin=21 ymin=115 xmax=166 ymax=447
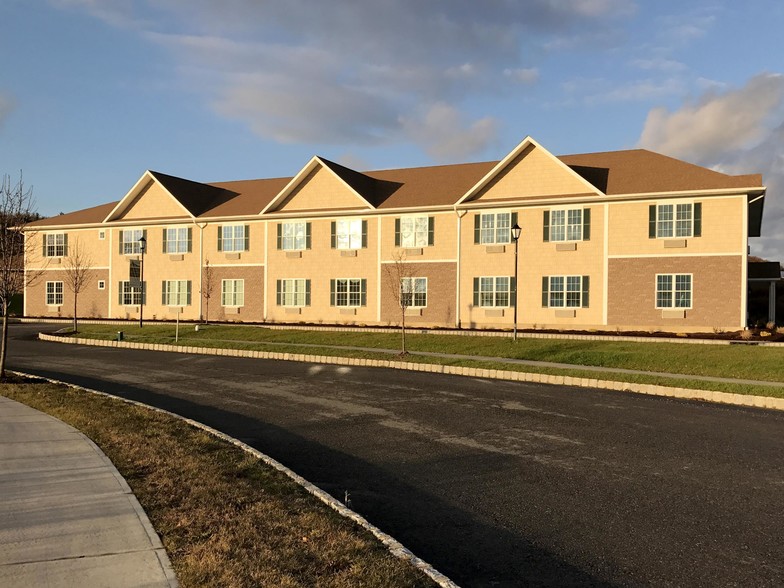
xmin=202 ymin=176 xmax=292 ymax=217
xmin=150 ymin=171 xmax=237 ymax=217
xmin=26 ymin=201 xmax=119 ymax=228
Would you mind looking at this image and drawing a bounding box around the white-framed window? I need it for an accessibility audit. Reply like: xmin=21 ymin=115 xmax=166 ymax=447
xmin=400 ymin=277 xmax=427 ymax=308
xmin=46 ymin=281 xmax=63 ymax=305
xmin=98 ymin=280 xmax=105 ymax=290
xmin=162 ymin=280 xmax=191 ymax=306
xmin=276 ymin=279 xmax=310 ymax=307
xmin=163 ymin=227 xmax=191 ymax=254
xmin=542 ymin=275 xmax=590 ymax=308
xmin=650 ymin=202 xmax=701 ymax=238
xmin=656 ymin=274 xmax=692 ymax=309
xmin=119 ymin=281 xmax=144 ymax=306
xmin=397 ymin=216 xmax=432 ymax=248
xmin=221 ymin=279 xmax=244 ymax=307
xmin=474 ymin=212 xmax=516 ymax=245
xmin=98 ymin=230 xmax=105 ymax=240
xmin=219 ymin=225 xmax=248 ymax=252
xmin=473 ymin=276 xmax=513 ymax=307
xmin=120 ymin=229 xmax=144 ymax=255
xmin=333 ymin=219 xmax=365 ymax=250
xmin=44 ymin=233 xmax=67 ymax=257
xmin=278 ymin=221 xmax=309 ymax=251
xmin=330 ymin=278 xmax=367 ymax=307
xmin=546 ymin=208 xmax=589 ymax=242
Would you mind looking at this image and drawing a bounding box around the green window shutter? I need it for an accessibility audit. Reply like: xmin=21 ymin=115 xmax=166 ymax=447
xmin=244 ymin=225 xmax=250 ymax=251
xmin=510 ymin=277 xmax=516 ymax=307
xmin=511 ymin=212 xmax=518 ymax=229
xmin=42 ymin=235 xmax=47 ymax=257
xmin=306 ymin=222 xmax=312 ymax=249
xmin=161 ymin=281 xmax=167 ymax=306
xmin=276 ymin=280 xmax=282 ymax=306
xmin=142 ymin=229 xmax=147 ymax=243
xmin=649 ymin=205 xmax=657 ymax=238
xmin=330 ymin=221 xmax=336 ymax=248
xmin=118 ymin=231 xmax=124 ymax=255
xmin=583 ymin=208 xmax=591 ymax=241
xmin=186 ymin=281 xmax=192 ymax=306
xmin=582 ymin=276 xmax=590 ymax=308
xmin=394 ymin=218 xmax=401 ymax=247
xmin=543 ymin=211 xmax=550 ymax=242
xmin=62 ymin=234 xmax=68 ymax=257
xmin=305 ymin=280 xmax=311 ymax=306
xmin=360 ymin=279 xmax=367 ymax=306
xmin=276 ymin=223 xmax=282 ymax=249
xmin=428 ymin=216 xmax=435 ymax=246
xmin=473 ymin=277 xmax=480 ymax=306
xmin=693 ymin=203 xmax=702 ymax=237
xmin=187 ymin=227 xmax=193 ymax=253
xmin=541 ymin=276 xmax=549 ymax=307
xmin=474 ymin=214 xmax=481 ymax=244
xmin=217 ymin=226 xmax=223 ymax=252
xmin=118 ymin=283 xmax=123 ymax=305
xmin=330 ymin=279 xmax=336 ymax=306
xmin=162 ymin=228 xmax=167 ymax=253
xmin=362 ymin=220 xmax=368 ymax=248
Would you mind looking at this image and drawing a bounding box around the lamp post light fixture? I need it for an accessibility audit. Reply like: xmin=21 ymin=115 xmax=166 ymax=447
xmin=138 ymin=235 xmax=146 ymax=328
xmin=511 ymin=223 xmax=522 ymax=341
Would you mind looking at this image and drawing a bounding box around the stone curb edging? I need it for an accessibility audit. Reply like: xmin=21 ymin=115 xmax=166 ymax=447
xmin=20 ymin=317 xmax=784 ymax=347
xmin=12 ymin=366 xmax=460 ymax=588
xmin=38 ymin=333 xmax=784 ymax=412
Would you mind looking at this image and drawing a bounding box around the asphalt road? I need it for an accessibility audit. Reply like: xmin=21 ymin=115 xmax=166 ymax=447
xmin=7 ymin=323 xmax=784 ymax=587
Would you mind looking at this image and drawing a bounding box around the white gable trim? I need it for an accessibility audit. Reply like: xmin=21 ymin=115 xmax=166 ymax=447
xmin=260 ymin=156 xmax=375 ymax=215
xmin=102 ymin=171 xmax=194 ymax=223
xmin=455 ymin=136 xmax=604 ymax=207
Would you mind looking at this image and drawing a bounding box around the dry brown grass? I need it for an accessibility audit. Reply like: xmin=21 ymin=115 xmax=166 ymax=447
xmin=2 ymin=379 xmax=435 ymax=588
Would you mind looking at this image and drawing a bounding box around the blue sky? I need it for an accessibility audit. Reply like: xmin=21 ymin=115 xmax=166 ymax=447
xmin=1 ymin=0 xmax=782 ymax=259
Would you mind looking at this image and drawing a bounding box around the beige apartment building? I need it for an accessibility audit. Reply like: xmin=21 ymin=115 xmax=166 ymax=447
xmin=23 ymin=136 xmax=767 ymax=332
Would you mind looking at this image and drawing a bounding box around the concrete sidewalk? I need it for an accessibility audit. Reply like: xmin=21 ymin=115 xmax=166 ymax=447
xmin=0 ymin=396 xmax=177 ymax=587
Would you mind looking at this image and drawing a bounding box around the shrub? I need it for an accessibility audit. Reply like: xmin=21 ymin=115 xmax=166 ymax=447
xmin=740 ymin=329 xmax=753 ymax=340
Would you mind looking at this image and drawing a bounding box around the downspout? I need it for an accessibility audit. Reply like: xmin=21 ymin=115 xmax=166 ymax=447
xmin=454 ymin=205 xmax=467 ymax=328
xmin=194 ymin=221 xmax=207 ymax=321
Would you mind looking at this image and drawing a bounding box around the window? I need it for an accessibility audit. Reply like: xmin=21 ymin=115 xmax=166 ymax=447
xmin=119 ymin=281 xmax=144 ymax=306
xmin=277 ymin=222 xmax=310 ymax=251
xmin=221 ymin=279 xmax=245 ymax=307
xmin=395 ymin=216 xmax=433 ymax=248
xmin=330 ymin=278 xmax=367 ymax=307
xmin=98 ymin=280 xmax=105 ymax=290
xmin=649 ymin=203 xmax=701 ymax=238
xmin=541 ymin=276 xmax=589 ymax=308
xmin=400 ymin=277 xmax=427 ymax=308
xmin=46 ymin=281 xmax=63 ymax=305
xmin=98 ymin=230 xmax=105 ymax=240
xmin=276 ymin=279 xmax=311 ymax=307
xmin=331 ymin=219 xmax=366 ymax=250
xmin=656 ymin=274 xmax=692 ymax=308
xmin=473 ymin=276 xmax=514 ymax=307
xmin=544 ymin=208 xmax=590 ymax=242
xmin=162 ymin=280 xmax=191 ymax=306
xmin=120 ymin=229 xmax=145 ymax=255
xmin=44 ymin=233 xmax=67 ymax=257
xmin=163 ymin=227 xmax=191 ymax=254
xmin=474 ymin=212 xmax=516 ymax=245
xmin=218 ymin=225 xmax=249 ymax=252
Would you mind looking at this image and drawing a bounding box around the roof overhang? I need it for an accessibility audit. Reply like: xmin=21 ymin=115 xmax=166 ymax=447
xmin=103 ymin=171 xmax=194 ymax=223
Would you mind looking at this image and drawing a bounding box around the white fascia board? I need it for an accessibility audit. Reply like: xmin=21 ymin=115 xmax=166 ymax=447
xmin=102 ymin=171 xmax=194 ymax=223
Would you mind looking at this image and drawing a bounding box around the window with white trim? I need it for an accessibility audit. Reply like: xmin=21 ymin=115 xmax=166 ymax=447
xmin=121 ymin=229 xmax=144 ymax=255
xmin=400 ymin=277 xmax=427 ymax=308
xmin=545 ymin=208 xmax=590 ymax=242
xmin=98 ymin=230 xmax=105 ymax=240
xmin=98 ymin=280 xmax=105 ymax=290
xmin=650 ymin=202 xmax=701 ymax=238
xmin=478 ymin=212 xmax=511 ymax=244
xmin=276 ymin=279 xmax=310 ymax=307
xmin=473 ymin=276 xmax=513 ymax=307
xmin=656 ymin=274 xmax=692 ymax=308
xmin=333 ymin=219 xmax=364 ymax=250
xmin=397 ymin=216 xmax=431 ymax=248
xmin=541 ymin=275 xmax=590 ymax=308
xmin=163 ymin=227 xmax=191 ymax=254
xmin=278 ymin=221 xmax=309 ymax=251
xmin=330 ymin=278 xmax=366 ymax=307
xmin=44 ymin=233 xmax=67 ymax=257
xmin=219 ymin=225 xmax=248 ymax=252
xmin=119 ymin=281 xmax=144 ymax=306
xmin=162 ymin=280 xmax=191 ymax=306
xmin=221 ymin=279 xmax=244 ymax=307
xmin=46 ymin=281 xmax=63 ymax=305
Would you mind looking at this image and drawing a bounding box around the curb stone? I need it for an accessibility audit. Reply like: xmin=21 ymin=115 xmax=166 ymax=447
xmin=11 ymin=369 xmax=461 ymax=588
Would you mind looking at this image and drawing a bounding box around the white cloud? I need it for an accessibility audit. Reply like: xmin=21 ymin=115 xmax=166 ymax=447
xmin=504 ymin=68 xmax=540 ymax=84
xmin=638 ymin=73 xmax=784 ymax=261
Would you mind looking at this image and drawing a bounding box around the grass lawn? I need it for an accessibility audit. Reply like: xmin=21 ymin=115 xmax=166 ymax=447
xmin=2 ymin=379 xmax=437 ymax=588
xmin=71 ymin=323 xmax=784 ymax=386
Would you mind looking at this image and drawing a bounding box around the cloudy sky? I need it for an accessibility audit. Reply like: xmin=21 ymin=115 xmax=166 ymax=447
xmin=1 ymin=0 xmax=782 ymax=259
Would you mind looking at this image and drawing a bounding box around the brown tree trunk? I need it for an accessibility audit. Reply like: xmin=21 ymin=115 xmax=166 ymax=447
xmin=73 ymin=293 xmax=78 ymax=333
xmin=0 ymin=302 xmax=8 ymax=381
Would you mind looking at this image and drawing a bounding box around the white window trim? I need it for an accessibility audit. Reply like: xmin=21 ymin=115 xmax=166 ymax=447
xmin=654 ymin=273 xmax=693 ymax=309
xmin=98 ymin=281 xmax=106 ymax=290
xmin=122 ymin=229 xmax=144 ymax=255
xmin=279 ymin=278 xmax=308 ymax=307
xmin=479 ymin=211 xmax=512 ymax=245
xmin=163 ymin=226 xmax=190 ymax=254
xmin=163 ymin=280 xmax=190 ymax=307
xmin=120 ymin=281 xmax=143 ymax=306
xmin=549 ymin=207 xmax=584 ymax=242
xmin=45 ymin=281 xmax=63 ymax=306
xmin=400 ymin=277 xmax=428 ymax=308
xmin=334 ymin=277 xmax=364 ymax=308
xmin=478 ymin=276 xmax=512 ymax=308
xmin=221 ymin=279 xmax=245 ymax=307
xmin=221 ymin=225 xmax=246 ymax=252
xmin=44 ymin=233 xmax=66 ymax=258
xmin=335 ymin=218 xmax=363 ymax=250
xmin=399 ymin=215 xmax=430 ymax=248
xmin=547 ymin=275 xmax=585 ymax=308
xmin=98 ymin=230 xmax=106 ymax=240
xmin=655 ymin=200 xmax=695 ymax=239
xmin=281 ymin=221 xmax=308 ymax=251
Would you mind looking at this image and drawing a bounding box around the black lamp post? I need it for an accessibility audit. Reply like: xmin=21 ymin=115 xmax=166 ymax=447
xmin=511 ymin=223 xmax=522 ymax=341
xmin=138 ymin=235 xmax=146 ymax=328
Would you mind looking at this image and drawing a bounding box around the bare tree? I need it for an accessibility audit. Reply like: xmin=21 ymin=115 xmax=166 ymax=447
xmin=384 ymin=250 xmax=418 ymax=355
xmin=202 ymin=259 xmax=217 ymax=324
xmin=0 ymin=172 xmax=40 ymax=379
xmin=62 ymin=238 xmax=94 ymax=333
